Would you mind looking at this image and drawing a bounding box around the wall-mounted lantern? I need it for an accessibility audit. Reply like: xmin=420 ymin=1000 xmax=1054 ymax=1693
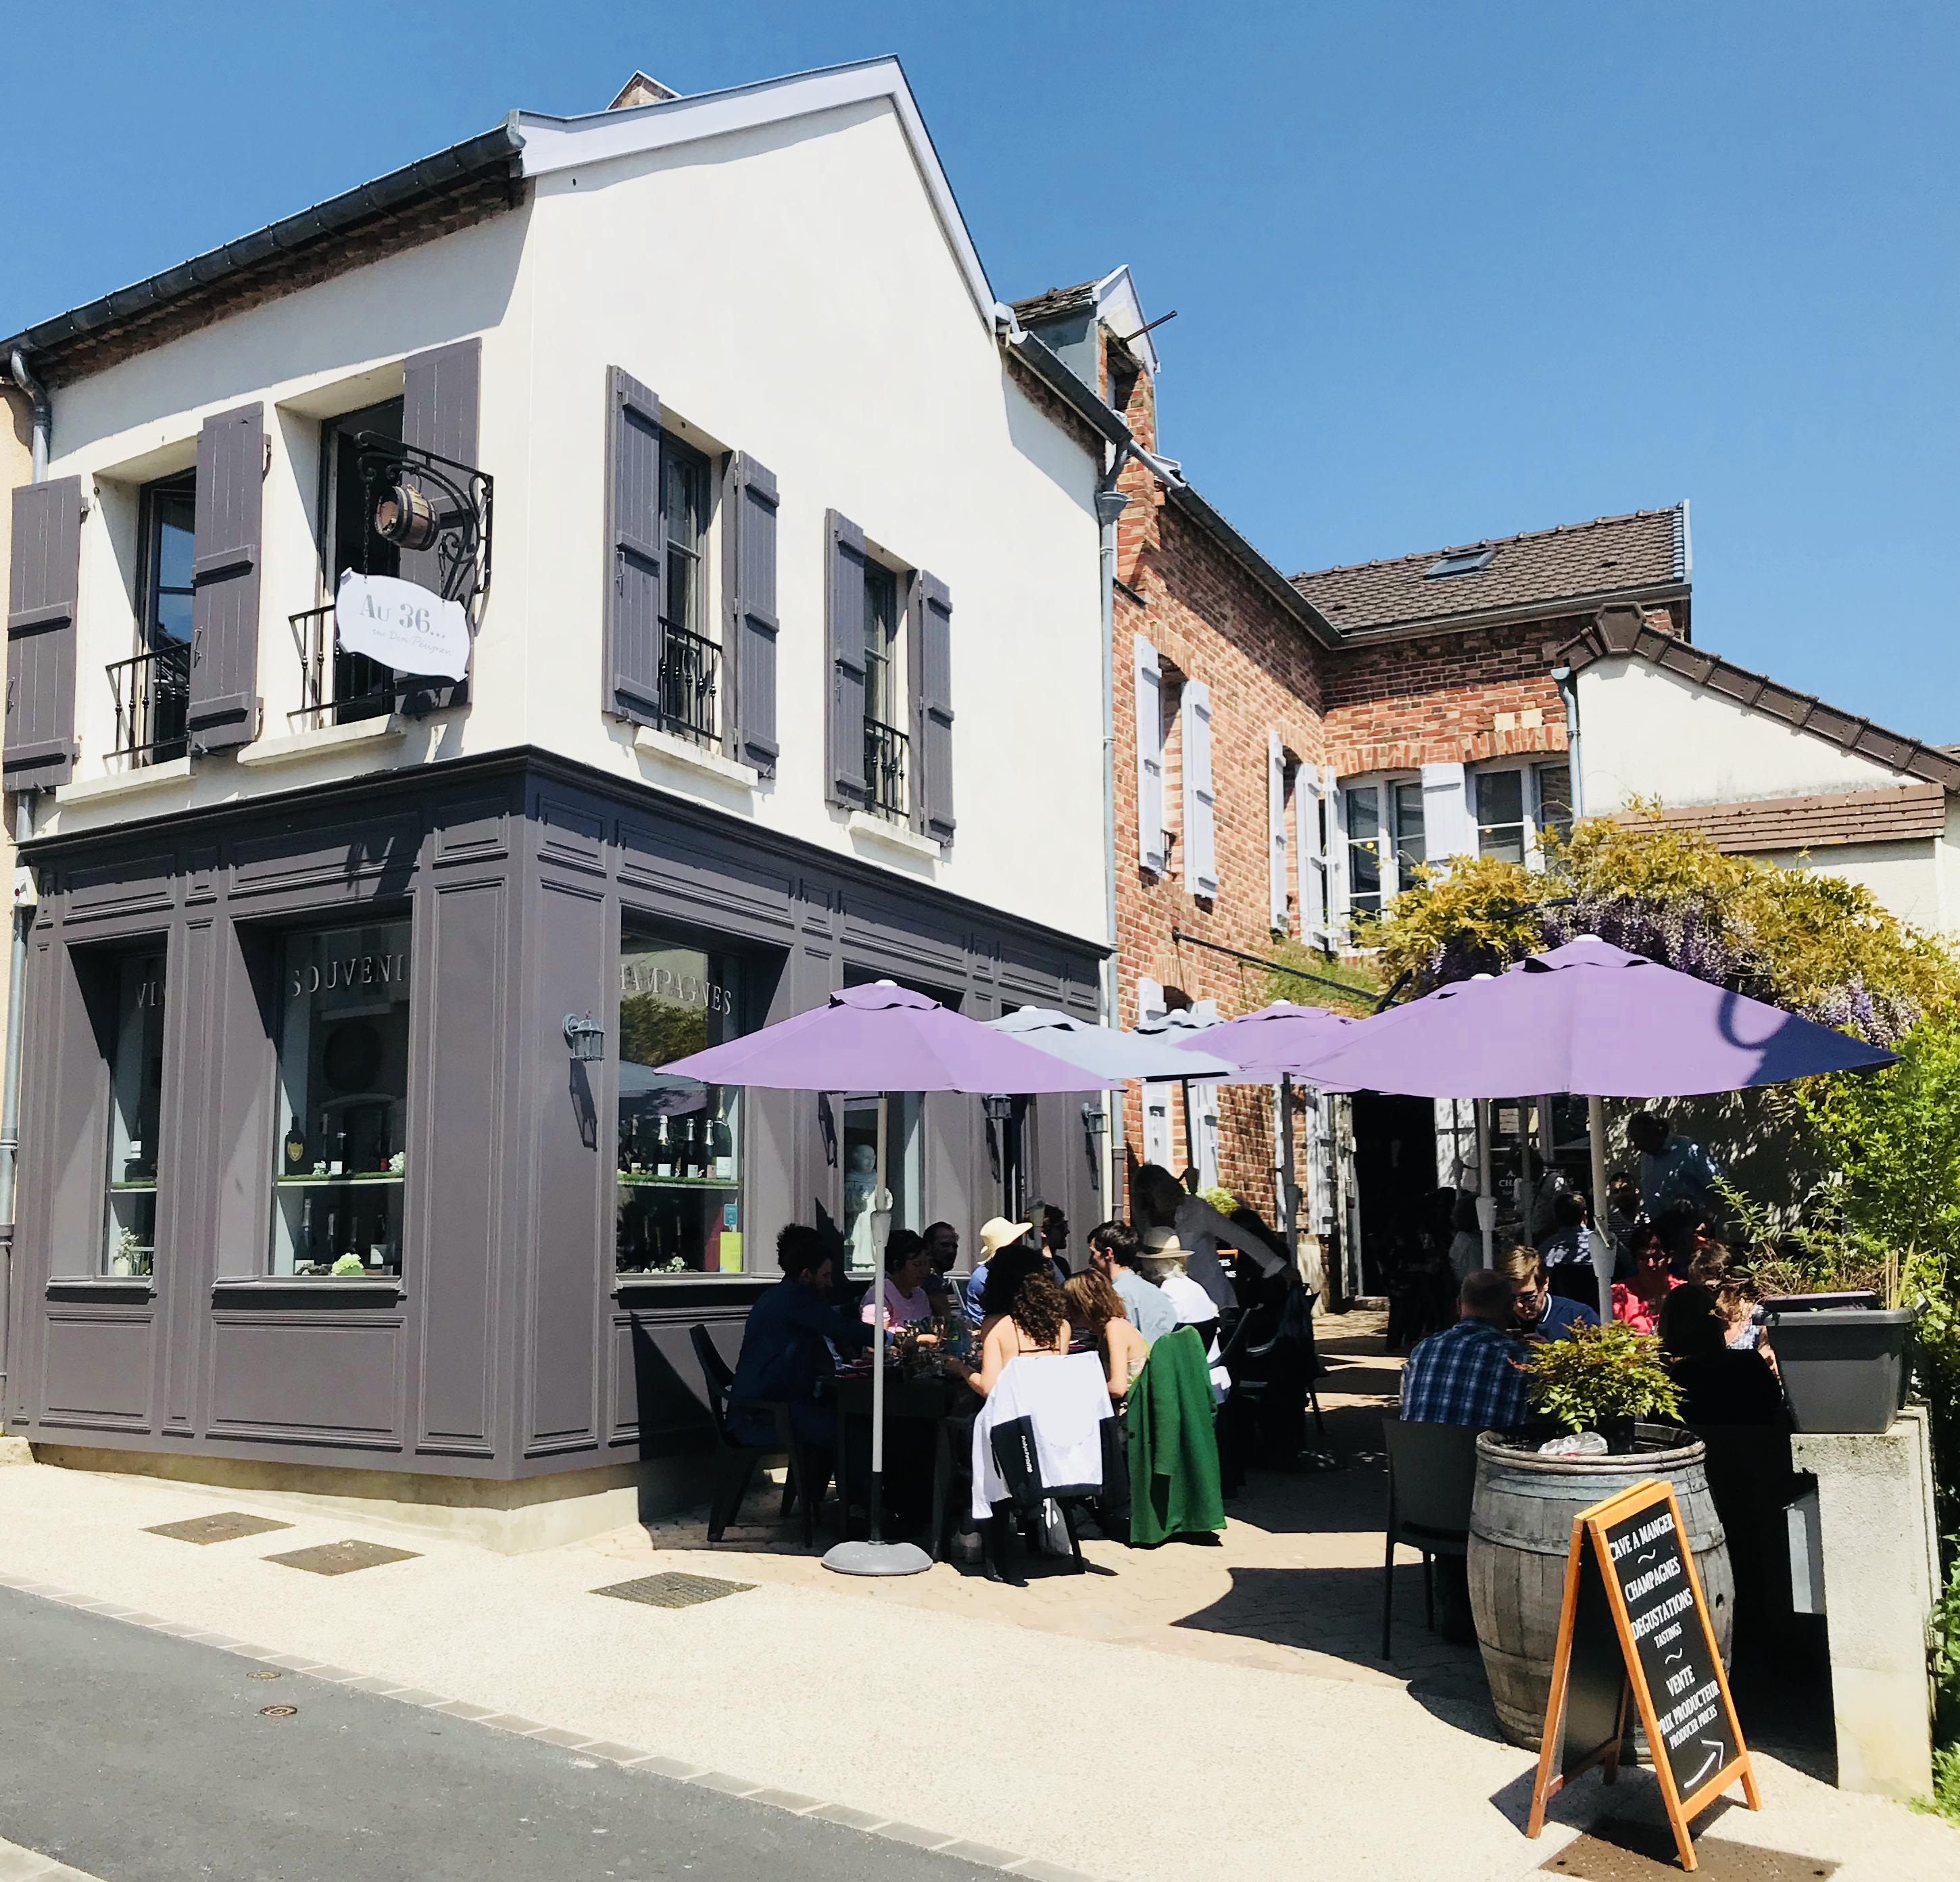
xmin=1079 ymin=1102 xmax=1109 ymax=1135
xmin=562 ymin=1013 xmax=606 ymax=1063
xmin=981 ymin=1094 xmax=1014 ymax=1124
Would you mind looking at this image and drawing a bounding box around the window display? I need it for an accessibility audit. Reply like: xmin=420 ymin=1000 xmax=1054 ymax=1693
xmin=269 ymin=921 xmax=411 ymax=1277
xmin=615 ymin=938 xmax=745 ymax=1274
xmin=102 ymin=952 xmax=166 ymax=1277
xmin=840 ymin=1092 xmax=921 ymax=1272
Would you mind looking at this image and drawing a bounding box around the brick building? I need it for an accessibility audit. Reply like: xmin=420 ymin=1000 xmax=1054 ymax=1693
xmin=1013 ymin=273 xmax=1694 ymax=1292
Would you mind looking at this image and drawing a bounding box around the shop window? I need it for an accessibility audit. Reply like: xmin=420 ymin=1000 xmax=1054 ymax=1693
xmin=841 ymin=1092 xmax=922 ymax=1272
xmin=102 ymin=951 xmax=166 ymax=1277
xmin=615 ymin=936 xmax=745 ymax=1275
xmin=269 ymin=921 xmax=412 ymax=1277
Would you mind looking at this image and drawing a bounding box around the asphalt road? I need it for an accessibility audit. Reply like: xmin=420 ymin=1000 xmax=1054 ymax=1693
xmin=0 ymin=1586 xmax=994 ymax=1881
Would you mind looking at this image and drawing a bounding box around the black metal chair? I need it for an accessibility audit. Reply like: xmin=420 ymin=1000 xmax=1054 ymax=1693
xmin=688 ymin=1323 xmax=827 ymax=1547
xmin=1380 ymin=1417 xmax=1478 ymax=1657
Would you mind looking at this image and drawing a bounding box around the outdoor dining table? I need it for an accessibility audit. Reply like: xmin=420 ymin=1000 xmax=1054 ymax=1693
xmin=833 ymin=1366 xmax=975 ymax=1562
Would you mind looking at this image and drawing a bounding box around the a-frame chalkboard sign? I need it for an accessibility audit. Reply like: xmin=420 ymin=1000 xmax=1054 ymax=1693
xmin=1525 ymin=1478 xmax=1759 ymax=1871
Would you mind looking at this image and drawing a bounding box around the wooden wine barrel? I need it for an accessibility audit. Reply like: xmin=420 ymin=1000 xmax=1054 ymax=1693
xmin=1468 ymin=1427 xmax=1734 ymax=1750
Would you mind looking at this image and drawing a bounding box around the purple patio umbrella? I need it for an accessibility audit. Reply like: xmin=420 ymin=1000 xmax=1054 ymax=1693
xmin=1282 ymin=935 xmax=1896 ymax=1296
xmin=666 ymin=982 xmax=1117 ymax=1576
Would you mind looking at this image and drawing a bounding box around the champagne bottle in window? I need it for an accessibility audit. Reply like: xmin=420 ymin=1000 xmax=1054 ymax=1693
xmin=654 ymin=1115 xmax=672 ymax=1179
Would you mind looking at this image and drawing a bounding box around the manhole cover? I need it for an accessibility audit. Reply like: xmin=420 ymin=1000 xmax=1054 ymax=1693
xmin=258 ymin=1705 xmax=298 ymax=1719
xmin=264 ymin=1539 xmax=421 ymax=1576
xmin=144 ymin=1512 xmax=293 ymax=1545
xmin=247 ymin=1670 xmax=282 ymax=1681
xmin=1542 ymin=1823 xmax=1837 ymax=1880
xmin=591 ymin=1572 xmax=755 ymax=1610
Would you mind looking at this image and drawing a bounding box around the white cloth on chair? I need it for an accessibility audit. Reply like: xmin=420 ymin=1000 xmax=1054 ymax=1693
xmin=970 ymin=1352 xmax=1114 ymax=1522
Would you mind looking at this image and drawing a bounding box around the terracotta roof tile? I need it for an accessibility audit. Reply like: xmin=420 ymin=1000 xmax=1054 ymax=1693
xmin=1621 ymin=786 xmax=1949 ymax=853
xmin=1292 ymin=506 xmax=1686 ymax=633
xmin=1008 ymin=281 xmax=1100 ymax=324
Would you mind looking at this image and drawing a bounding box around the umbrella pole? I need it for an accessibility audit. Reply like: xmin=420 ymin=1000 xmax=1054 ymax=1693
xmin=1181 ymin=1081 xmax=1195 ymax=1184
xmin=1476 ymin=1099 xmax=1494 ymax=1270
xmin=1588 ymin=1094 xmax=1613 ymax=1318
xmin=870 ymin=1092 xmax=887 ymax=1545
xmin=1278 ymin=1075 xmax=1298 ymax=1261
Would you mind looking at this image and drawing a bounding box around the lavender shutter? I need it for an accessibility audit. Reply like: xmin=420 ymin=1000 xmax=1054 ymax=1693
xmin=602 ymin=367 xmax=662 ymax=725
xmin=3 ymin=476 xmax=83 ymax=791
xmin=909 ymin=572 xmax=955 ymax=846
xmin=185 ymin=402 xmax=265 ymax=753
xmin=725 ymin=453 xmax=779 ymax=773
xmin=824 ymin=509 xmax=867 ymax=809
xmin=399 ymin=338 xmax=481 ymax=713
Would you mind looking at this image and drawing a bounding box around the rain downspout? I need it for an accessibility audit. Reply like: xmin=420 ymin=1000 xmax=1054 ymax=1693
xmin=1095 ymin=465 xmax=1131 ymax=1208
xmin=0 ymin=348 xmax=50 ymax=1412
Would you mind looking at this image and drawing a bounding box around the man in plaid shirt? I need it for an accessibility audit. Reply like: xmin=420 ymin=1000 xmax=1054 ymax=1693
xmin=1400 ymin=1269 xmax=1532 ymax=1428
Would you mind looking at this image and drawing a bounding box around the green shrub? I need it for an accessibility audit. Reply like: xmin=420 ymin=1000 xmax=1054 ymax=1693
xmin=1518 ymin=1322 xmax=1684 ymax=1432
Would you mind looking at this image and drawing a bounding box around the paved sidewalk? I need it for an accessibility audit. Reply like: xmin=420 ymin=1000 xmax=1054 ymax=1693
xmin=0 ymin=1314 xmax=1951 ymax=1881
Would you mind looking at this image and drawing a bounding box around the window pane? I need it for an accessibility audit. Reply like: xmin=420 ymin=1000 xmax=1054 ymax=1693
xmin=270 ymin=923 xmax=411 ymax=1277
xmin=1477 ymin=769 xmax=1527 ymax=864
xmin=662 ymin=443 xmax=708 ymax=637
xmin=1393 ymin=781 xmax=1427 ymax=884
xmin=841 ymin=1093 xmax=921 ymax=1270
xmin=863 ymin=564 xmax=898 ymax=726
xmin=616 ymin=940 xmax=745 ymax=1275
xmin=150 ymin=485 xmax=196 ymax=646
xmin=103 ymin=953 xmax=166 ymax=1277
xmin=1536 ymin=763 xmax=1573 ymax=838
xmin=1346 ymin=787 xmax=1381 ymax=906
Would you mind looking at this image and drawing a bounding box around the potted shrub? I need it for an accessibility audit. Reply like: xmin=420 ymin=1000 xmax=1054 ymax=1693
xmin=1469 ymin=1326 xmax=1731 ymax=1750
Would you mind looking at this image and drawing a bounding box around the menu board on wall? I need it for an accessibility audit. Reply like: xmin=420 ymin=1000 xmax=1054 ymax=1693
xmin=1524 ymin=1479 xmax=1759 ymax=1873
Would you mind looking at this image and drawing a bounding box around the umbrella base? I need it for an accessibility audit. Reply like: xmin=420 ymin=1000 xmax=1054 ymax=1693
xmin=821 ymin=1540 xmax=933 ymax=1577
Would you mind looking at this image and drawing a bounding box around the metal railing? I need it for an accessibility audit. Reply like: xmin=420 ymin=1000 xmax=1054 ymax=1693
xmin=107 ymin=643 xmax=191 ymax=766
xmin=864 ymin=717 xmax=909 ymax=821
xmin=289 ymin=605 xmax=395 ymax=729
xmin=658 ymin=622 xmax=720 ymax=745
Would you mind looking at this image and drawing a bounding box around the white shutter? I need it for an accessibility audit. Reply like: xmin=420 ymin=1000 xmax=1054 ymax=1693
xmin=1133 ymin=636 xmax=1166 ymax=874
xmin=1297 ymin=769 xmax=1330 ymax=946
xmin=1141 ymin=1082 xmax=1173 ymax=1168
xmin=1267 ymin=731 xmax=1289 ymax=933
xmin=1421 ymin=761 xmax=1471 ymax=863
xmin=1136 ymin=975 xmax=1166 ymax=1025
xmin=1183 ymin=679 xmax=1217 ymax=899
xmin=1193 ymin=1081 xmax=1221 ymax=1188
xmin=1325 ymin=767 xmax=1350 ymax=943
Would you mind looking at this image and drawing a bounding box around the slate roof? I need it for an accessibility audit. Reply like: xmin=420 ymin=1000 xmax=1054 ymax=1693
xmin=1009 ymin=281 xmax=1099 ymax=325
xmin=1292 ymin=505 xmax=1688 ymax=635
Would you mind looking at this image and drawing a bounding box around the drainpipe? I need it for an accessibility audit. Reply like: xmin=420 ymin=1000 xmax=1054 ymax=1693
xmin=0 ymin=349 xmax=51 ymax=1412
xmin=1550 ymin=665 xmax=1584 ymax=819
xmin=1095 ymin=465 xmax=1131 ymax=1207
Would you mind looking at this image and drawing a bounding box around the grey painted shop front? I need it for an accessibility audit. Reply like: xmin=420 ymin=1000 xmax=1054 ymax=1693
xmin=3 ymin=751 xmax=1104 ymax=1542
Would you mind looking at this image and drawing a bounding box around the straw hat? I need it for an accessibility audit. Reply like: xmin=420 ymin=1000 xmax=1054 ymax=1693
xmin=1137 ymin=1226 xmax=1190 ymax=1281
xmin=978 ymin=1217 xmax=1033 ymax=1261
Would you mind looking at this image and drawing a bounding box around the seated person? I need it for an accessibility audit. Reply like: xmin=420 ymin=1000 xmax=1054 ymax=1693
xmin=1063 ymin=1270 xmax=1152 ymax=1401
xmin=963 ymin=1215 xmax=1035 ymax=1324
xmin=947 ymin=1263 xmax=1073 ymax=1399
xmin=919 ymin=1220 xmax=961 ymax=1314
xmin=862 ymin=1230 xmax=935 ymax=1330
xmin=728 ymin=1224 xmax=871 ymax=1445
xmin=969 ymin=1245 xmax=1046 ymax=1345
xmin=1501 ymin=1245 xmax=1598 ymax=1343
xmin=1399 ymin=1269 xmax=1532 ymax=1430
xmin=1025 ymin=1200 xmax=1073 ymax=1283
xmin=1611 ymin=1229 xmax=1680 ymax=1334
xmin=1538 ymin=1192 xmax=1597 ymax=1305
xmin=1136 ymin=1228 xmax=1229 ymax=1401
xmin=1659 ymin=1284 xmax=1788 ymax=1428
xmin=1085 ymin=1219 xmax=1177 ymax=1343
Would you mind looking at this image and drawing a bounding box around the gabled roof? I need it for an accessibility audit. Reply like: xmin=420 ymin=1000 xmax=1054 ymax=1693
xmin=1292 ymin=504 xmax=1689 ymax=638
xmin=1620 ymin=784 xmax=1949 ymax=853
xmin=1557 ymin=604 xmax=1960 ymax=793
xmin=2 ymin=57 xmax=1002 ymax=389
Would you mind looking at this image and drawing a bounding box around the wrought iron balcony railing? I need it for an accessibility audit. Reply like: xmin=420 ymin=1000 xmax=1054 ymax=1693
xmin=864 ymin=717 xmax=909 ymax=822
xmin=107 ymin=642 xmax=191 ymax=767
xmin=658 ymin=622 xmax=720 ymax=745
xmin=289 ymin=605 xmax=396 ymax=730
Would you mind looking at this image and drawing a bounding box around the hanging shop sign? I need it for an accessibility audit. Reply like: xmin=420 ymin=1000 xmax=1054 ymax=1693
xmin=1524 ymin=1478 xmax=1759 ymax=1872
xmin=335 ymin=570 xmax=471 ymax=681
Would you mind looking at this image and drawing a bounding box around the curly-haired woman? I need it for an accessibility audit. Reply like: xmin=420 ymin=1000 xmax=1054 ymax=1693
xmin=947 ymin=1263 xmax=1072 ymax=1398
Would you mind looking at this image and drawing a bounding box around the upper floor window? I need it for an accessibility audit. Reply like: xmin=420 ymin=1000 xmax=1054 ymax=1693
xmin=1344 ymin=777 xmax=1426 ymax=918
xmin=862 ymin=559 xmax=906 ymax=820
xmin=114 ymin=473 xmax=196 ymax=766
xmin=1473 ymin=762 xmax=1572 ymax=866
xmin=656 ymin=432 xmax=716 ymax=744
xmin=313 ymin=397 xmax=405 ymax=727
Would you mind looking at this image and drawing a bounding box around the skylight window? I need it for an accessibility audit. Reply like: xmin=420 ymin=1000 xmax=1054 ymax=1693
xmin=1425 ymin=547 xmax=1496 ymax=579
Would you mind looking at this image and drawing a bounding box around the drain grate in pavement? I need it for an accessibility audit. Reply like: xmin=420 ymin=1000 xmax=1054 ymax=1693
xmin=143 ymin=1512 xmax=293 ymax=1545
xmin=264 ymin=1539 xmax=421 ymax=1576
xmin=1542 ymin=1822 xmax=1837 ymax=1880
xmin=591 ymin=1572 xmax=756 ymax=1610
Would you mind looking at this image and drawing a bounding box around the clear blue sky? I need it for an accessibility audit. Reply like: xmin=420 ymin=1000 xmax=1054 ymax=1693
xmin=7 ymin=4 xmax=1955 ymax=733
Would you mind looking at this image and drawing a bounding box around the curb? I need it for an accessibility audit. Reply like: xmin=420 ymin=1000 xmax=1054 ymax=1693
xmin=0 ymin=1569 xmax=1105 ymax=1882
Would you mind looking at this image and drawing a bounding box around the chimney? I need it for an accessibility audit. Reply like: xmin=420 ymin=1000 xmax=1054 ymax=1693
xmin=608 ymin=72 xmax=681 ymax=111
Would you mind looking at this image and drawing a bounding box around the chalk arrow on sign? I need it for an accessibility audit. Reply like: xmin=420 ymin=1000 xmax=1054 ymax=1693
xmin=1685 ymin=1742 xmax=1723 ymax=1789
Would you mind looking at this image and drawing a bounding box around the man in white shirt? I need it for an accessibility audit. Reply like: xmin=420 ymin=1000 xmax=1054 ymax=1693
xmin=1137 ymin=1228 xmax=1231 ymax=1401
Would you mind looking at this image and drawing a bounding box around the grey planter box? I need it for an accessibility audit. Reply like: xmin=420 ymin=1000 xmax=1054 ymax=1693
xmin=1764 ymin=1306 xmax=1914 ymax=1434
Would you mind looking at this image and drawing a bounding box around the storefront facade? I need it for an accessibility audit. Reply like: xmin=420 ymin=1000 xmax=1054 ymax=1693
xmin=7 ymin=753 xmax=1102 ymax=1537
